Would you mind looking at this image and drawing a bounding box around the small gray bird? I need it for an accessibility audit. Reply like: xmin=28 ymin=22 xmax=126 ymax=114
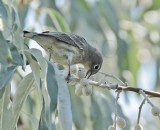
xmin=23 ymin=31 xmax=103 ymax=79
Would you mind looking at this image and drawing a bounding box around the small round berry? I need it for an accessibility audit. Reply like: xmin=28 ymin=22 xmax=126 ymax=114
xmin=151 ymin=106 xmax=160 ymax=116
xmin=82 ymin=86 xmax=92 ymax=96
xmin=69 ymin=76 xmax=77 ymax=85
xmin=134 ymin=124 xmax=143 ymax=130
xmin=80 ymin=78 xmax=89 ymax=87
xmin=108 ymin=125 xmax=115 ymax=130
xmin=89 ymin=74 xmax=96 ymax=81
xmin=116 ymin=117 xmax=126 ymax=128
xmin=69 ymin=80 xmax=76 ymax=86
xmin=75 ymin=85 xmax=83 ymax=96
xmin=78 ymin=67 xmax=86 ymax=79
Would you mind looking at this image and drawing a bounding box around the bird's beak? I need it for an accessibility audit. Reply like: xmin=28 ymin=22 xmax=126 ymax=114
xmin=85 ymin=69 xmax=92 ymax=79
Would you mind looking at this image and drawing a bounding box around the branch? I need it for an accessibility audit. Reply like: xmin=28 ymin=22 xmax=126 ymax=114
xmin=70 ymin=78 xmax=160 ymax=97
xmin=69 ymin=72 xmax=160 ymax=127
xmin=90 ymin=81 xmax=160 ymax=97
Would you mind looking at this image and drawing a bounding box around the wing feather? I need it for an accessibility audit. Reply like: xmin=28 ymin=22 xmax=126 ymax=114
xmin=39 ymin=32 xmax=87 ymax=50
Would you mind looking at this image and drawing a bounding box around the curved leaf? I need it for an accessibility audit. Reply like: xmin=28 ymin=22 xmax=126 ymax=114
xmin=7 ymin=41 xmax=23 ymax=67
xmin=11 ymin=73 xmax=34 ymax=130
xmin=27 ymin=48 xmax=47 ymax=79
xmin=25 ymin=51 xmax=41 ymax=88
xmin=0 ymin=32 xmax=12 ymax=65
xmin=1 ymin=84 xmax=13 ymax=130
xmin=47 ymin=62 xmax=58 ymax=112
xmin=44 ymin=8 xmax=70 ymax=32
xmin=53 ymin=63 xmax=72 ymax=130
xmin=99 ymin=0 xmax=119 ymax=35
xmin=0 ymin=66 xmax=16 ymax=89
xmin=0 ymin=0 xmax=9 ymax=27
xmin=38 ymin=98 xmax=50 ymax=130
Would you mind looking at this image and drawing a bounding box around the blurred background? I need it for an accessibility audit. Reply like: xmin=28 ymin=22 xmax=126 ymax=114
xmin=1 ymin=0 xmax=160 ymax=129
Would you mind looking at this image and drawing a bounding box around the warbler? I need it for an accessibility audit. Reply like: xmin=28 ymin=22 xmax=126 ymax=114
xmin=23 ymin=31 xmax=103 ymax=79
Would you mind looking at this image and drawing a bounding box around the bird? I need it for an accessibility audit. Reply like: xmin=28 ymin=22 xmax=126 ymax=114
xmin=23 ymin=31 xmax=103 ymax=80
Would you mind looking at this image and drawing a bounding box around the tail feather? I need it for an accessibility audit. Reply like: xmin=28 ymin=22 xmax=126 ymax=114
xmin=23 ymin=31 xmax=37 ymax=38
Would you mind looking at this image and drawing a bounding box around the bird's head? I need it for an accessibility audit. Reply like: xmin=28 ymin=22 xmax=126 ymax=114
xmin=85 ymin=48 xmax=103 ymax=78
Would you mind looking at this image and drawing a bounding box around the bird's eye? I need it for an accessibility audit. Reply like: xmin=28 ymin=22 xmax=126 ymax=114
xmin=94 ymin=64 xmax=100 ymax=70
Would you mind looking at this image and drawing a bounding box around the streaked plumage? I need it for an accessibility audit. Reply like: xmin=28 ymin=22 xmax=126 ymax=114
xmin=24 ymin=31 xmax=103 ymax=78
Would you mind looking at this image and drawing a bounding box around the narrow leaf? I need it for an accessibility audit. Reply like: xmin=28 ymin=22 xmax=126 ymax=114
xmin=0 ymin=87 xmax=5 ymax=99
xmin=23 ymin=112 xmax=39 ymax=130
xmin=39 ymin=62 xmax=58 ymax=130
xmin=99 ymin=0 xmax=119 ymax=34
xmin=27 ymin=48 xmax=47 ymax=79
xmin=1 ymin=84 xmax=13 ymax=130
xmin=0 ymin=32 xmax=12 ymax=65
xmin=7 ymin=41 xmax=23 ymax=66
xmin=49 ymin=62 xmax=72 ymax=130
xmin=0 ymin=0 xmax=9 ymax=27
xmin=11 ymin=73 xmax=34 ymax=130
xmin=47 ymin=62 xmax=58 ymax=112
xmin=45 ymin=8 xmax=70 ymax=32
xmin=25 ymin=49 xmax=47 ymax=108
xmin=25 ymin=51 xmax=41 ymax=88
xmin=38 ymin=98 xmax=50 ymax=130
xmin=0 ymin=66 xmax=16 ymax=89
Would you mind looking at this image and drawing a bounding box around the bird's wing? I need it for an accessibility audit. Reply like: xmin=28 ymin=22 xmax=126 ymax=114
xmin=39 ymin=32 xmax=87 ymax=50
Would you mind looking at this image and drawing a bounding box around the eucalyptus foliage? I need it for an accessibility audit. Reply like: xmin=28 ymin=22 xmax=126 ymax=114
xmin=0 ymin=0 xmax=160 ymax=130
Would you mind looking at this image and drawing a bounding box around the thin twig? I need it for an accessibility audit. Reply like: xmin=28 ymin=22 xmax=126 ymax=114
xmin=139 ymin=90 xmax=154 ymax=107
xmin=137 ymin=98 xmax=146 ymax=124
xmin=69 ymin=74 xmax=160 ymax=125
xmin=69 ymin=77 xmax=160 ymax=97
xmin=99 ymin=71 xmax=125 ymax=85
xmin=114 ymin=90 xmax=121 ymax=129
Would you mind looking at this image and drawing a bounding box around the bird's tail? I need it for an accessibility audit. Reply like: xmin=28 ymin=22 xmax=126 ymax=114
xmin=23 ymin=31 xmax=37 ymax=38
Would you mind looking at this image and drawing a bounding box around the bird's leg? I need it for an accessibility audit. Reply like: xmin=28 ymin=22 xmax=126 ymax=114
xmin=65 ymin=53 xmax=73 ymax=83
xmin=48 ymin=48 xmax=52 ymax=61
xmin=66 ymin=60 xmax=71 ymax=83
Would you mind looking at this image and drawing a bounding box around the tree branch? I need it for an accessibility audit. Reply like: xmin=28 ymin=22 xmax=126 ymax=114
xmin=70 ymin=78 xmax=160 ymax=97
